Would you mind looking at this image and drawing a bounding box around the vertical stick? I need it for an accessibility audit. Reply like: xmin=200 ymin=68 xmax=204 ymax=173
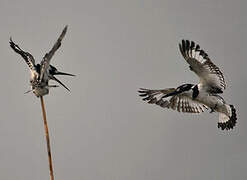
xmin=40 ymin=96 xmax=54 ymax=180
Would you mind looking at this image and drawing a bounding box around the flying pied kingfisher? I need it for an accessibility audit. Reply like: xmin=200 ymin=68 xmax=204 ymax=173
xmin=138 ymin=40 xmax=237 ymax=130
xmin=10 ymin=25 xmax=75 ymax=97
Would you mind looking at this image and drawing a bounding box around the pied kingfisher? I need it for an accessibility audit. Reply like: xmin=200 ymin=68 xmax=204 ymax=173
xmin=10 ymin=25 xmax=75 ymax=97
xmin=139 ymin=40 xmax=237 ymax=130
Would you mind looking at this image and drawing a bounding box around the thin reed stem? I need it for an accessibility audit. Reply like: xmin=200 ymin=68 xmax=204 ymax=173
xmin=40 ymin=96 xmax=54 ymax=180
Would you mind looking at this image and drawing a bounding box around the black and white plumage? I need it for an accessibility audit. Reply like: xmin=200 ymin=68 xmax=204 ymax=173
xmin=10 ymin=25 xmax=75 ymax=97
xmin=139 ymin=40 xmax=237 ymax=130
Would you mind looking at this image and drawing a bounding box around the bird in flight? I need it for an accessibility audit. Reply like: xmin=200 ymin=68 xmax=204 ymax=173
xmin=138 ymin=40 xmax=237 ymax=130
xmin=10 ymin=25 xmax=75 ymax=97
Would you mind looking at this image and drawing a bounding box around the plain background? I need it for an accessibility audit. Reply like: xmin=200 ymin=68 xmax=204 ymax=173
xmin=1 ymin=0 xmax=247 ymax=179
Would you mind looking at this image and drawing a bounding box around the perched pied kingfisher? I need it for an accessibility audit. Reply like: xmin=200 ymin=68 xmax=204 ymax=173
xmin=9 ymin=25 xmax=75 ymax=97
xmin=139 ymin=40 xmax=237 ymax=130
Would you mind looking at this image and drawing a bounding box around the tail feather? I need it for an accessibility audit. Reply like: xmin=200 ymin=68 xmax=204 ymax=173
xmin=218 ymin=105 xmax=237 ymax=130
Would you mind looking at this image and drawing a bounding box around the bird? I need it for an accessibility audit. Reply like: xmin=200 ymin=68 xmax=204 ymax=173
xmin=138 ymin=40 xmax=237 ymax=130
xmin=9 ymin=25 xmax=75 ymax=97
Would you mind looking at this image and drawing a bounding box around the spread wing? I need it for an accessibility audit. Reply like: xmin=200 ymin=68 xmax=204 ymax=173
xmin=179 ymin=40 xmax=226 ymax=92
xmin=40 ymin=25 xmax=68 ymax=82
xmin=9 ymin=38 xmax=36 ymax=71
xmin=139 ymin=88 xmax=208 ymax=113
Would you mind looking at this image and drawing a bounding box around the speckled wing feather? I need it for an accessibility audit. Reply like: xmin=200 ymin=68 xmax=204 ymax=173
xmin=179 ymin=40 xmax=226 ymax=92
xmin=40 ymin=25 xmax=68 ymax=82
xmin=168 ymin=95 xmax=208 ymax=113
xmin=9 ymin=38 xmax=36 ymax=71
xmin=138 ymin=88 xmax=208 ymax=113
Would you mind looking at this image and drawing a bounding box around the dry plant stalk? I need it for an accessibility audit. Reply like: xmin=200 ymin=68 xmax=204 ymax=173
xmin=40 ymin=96 xmax=54 ymax=180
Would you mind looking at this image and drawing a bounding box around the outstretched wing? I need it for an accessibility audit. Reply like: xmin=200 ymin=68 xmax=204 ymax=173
xmin=9 ymin=38 xmax=36 ymax=71
xmin=179 ymin=40 xmax=226 ymax=92
xmin=40 ymin=25 xmax=68 ymax=82
xmin=139 ymin=88 xmax=208 ymax=113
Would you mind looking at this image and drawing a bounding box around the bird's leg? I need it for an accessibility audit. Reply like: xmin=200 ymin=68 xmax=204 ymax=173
xmin=210 ymin=104 xmax=218 ymax=113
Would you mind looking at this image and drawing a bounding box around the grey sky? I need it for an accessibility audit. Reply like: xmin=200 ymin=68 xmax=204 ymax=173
xmin=1 ymin=0 xmax=247 ymax=179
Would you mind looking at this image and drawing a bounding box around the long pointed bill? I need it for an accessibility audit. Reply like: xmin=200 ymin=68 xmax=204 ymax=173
xmin=54 ymin=71 xmax=75 ymax=76
xmin=51 ymin=76 xmax=70 ymax=91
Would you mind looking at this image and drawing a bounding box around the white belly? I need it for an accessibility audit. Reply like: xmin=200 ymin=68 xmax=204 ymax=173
xmin=196 ymin=93 xmax=224 ymax=109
